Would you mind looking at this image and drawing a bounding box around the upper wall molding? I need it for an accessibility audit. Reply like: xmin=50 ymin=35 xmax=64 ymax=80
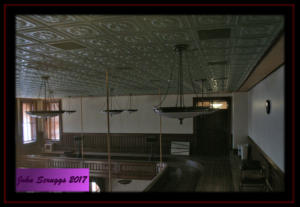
xmin=239 ymin=34 xmax=284 ymax=92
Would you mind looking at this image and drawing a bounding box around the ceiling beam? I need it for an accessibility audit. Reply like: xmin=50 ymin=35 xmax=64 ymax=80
xmin=238 ymin=34 xmax=284 ymax=92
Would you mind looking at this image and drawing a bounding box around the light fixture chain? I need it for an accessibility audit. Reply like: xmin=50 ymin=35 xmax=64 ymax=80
xmin=110 ymin=89 xmax=113 ymax=110
xmin=153 ymin=44 xmax=218 ymax=123
xmin=44 ymin=78 xmax=47 ymax=109
xmin=47 ymin=79 xmax=54 ymax=101
xmin=114 ymin=95 xmax=122 ymax=110
xmin=179 ymin=46 xmax=183 ymax=108
xmin=154 ymin=53 xmax=175 ymax=108
xmin=38 ymin=80 xmax=43 ymax=99
xmin=202 ymin=79 xmax=205 ymax=101
xmin=68 ymin=96 xmax=71 ymax=111
xmin=176 ymin=48 xmax=181 ymax=107
xmin=99 ymin=101 xmax=106 ymax=111
xmin=175 ymin=47 xmax=181 ymax=107
xmin=186 ymin=51 xmax=199 ymax=99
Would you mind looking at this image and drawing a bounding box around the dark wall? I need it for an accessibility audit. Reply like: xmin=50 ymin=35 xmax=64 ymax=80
xmin=248 ymin=137 xmax=285 ymax=192
xmin=193 ymin=97 xmax=232 ymax=156
xmin=54 ymin=133 xmax=195 ymax=155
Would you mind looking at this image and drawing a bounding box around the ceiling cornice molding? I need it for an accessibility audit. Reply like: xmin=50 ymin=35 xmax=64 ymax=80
xmin=238 ymin=34 xmax=284 ymax=92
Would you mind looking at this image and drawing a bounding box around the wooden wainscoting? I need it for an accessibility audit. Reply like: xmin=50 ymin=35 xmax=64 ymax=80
xmin=247 ymin=136 xmax=285 ymax=191
xmin=54 ymin=133 xmax=194 ymax=155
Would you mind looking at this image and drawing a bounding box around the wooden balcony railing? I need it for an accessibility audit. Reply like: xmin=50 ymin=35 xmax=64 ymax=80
xmin=17 ymin=155 xmax=159 ymax=180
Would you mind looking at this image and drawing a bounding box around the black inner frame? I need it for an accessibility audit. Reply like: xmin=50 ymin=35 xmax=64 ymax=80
xmin=3 ymin=4 xmax=294 ymax=202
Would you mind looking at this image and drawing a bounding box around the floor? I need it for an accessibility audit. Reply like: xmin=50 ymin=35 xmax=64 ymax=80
xmin=149 ymin=156 xmax=234 ymax=192
xmin=194 ymin=157 xmax=234 ymax=192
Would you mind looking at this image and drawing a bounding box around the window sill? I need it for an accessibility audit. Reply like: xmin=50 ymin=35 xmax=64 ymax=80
xmin=46 ymin=140 xmax=60 ymax=142
xmin=23 ymin=140 xmax=36 ymax=144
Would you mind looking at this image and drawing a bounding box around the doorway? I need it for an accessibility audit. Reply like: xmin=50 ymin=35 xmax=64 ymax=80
xmin=193 ymin=97 xmax=232 ymax=157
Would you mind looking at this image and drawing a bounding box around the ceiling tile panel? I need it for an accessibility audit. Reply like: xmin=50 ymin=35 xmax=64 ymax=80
xmin=238 ymin=15 xmax=284 ymax=25
xmin=94 ymin=18 xmax=142 ymax=33
xmin=191 ymin=15 xmax=234 ymax=27
xmin=154 ymin=31 xmax=193 ymax=42
xmin=54 ymin=24 xmax=102 ymax=38
xmin=141 ymin=16 xmax=189 ymax=30
xmin=16 ymin=57 xmax=28 ymax=63
xmin=31 ymin=15 xmax=84 ymax=25
xmin=16 ymin=36 xmax=36 ymax=45
xmin=69 ymin=49 xmax=97 ymax=57
xmin=233 ymin=47 xmax=264 ymax=55
xmin=15 ymin=15 xmax=284 ymax=97
xmin=116 ymin=34 xmax=154 ymax=44
xmin=20 ymin=44 xmax=60 ymax=53
xmin=239 ymin=25 xmax=278 ymax=37
xmin=16 ymin=16 xmax=38 ymax=30
xmin=199 ymin=39 xmax=231 ymax=48
xmin=204 ymin=48 xmax=231 ymax=56
xmin=79 ymin=38 xmax=118 ymax=49
xmin=22 ymin=30 xmax=66 ymax=42
xmin=129 ymin=44 xmax=166 ymax=54
xmin=235 ymin=37 xmax=269 ymax=47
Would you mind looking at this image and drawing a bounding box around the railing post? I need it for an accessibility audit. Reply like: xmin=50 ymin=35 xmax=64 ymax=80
xmin=159 ymin=88 xmax=163 ymax=168
xmin=106 ymin=71 xmax=112 ymax=192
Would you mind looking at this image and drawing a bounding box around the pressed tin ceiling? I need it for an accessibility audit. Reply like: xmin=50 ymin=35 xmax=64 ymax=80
xmin=15 ymin=15 xmax=284 ymax=98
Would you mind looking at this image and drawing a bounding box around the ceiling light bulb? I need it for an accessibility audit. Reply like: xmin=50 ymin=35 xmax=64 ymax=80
xmin=212 ymin=103 xmax=223 ymax=108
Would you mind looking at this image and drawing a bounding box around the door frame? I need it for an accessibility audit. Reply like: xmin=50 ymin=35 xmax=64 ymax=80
xmin=192 ymin=96 xmax=232 ymax=155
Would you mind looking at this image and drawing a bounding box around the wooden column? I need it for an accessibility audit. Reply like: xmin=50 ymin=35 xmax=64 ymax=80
xmin=106 ymin=71 xmax=112 ymax=192
xmin=159 ymin=88 xmax=163 ymax=167
xmin=80 ymin=96 xmax=84 ymax=162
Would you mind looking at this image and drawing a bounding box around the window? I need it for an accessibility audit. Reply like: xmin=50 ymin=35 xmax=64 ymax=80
xmin=196 ymin=100 xmax=228 ymax=109
xmin=22 ymin=102 xmax=37 ymax=143
xmin=91 ymin=181 xmax=101 ymax=192
xmin=45 ymin=101 xmax=61 ymax=141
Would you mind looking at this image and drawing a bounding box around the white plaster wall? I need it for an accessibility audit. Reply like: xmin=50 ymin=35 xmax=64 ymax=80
xmin=248 ymin=66 xmax=285 ymax=171
xmin=62 ymin=94 xmax=194 ymax=134
xmin=232 ymin=92 xmax=248 ymax=148
xmin=62 ymin=93 xmax=232 ymax=134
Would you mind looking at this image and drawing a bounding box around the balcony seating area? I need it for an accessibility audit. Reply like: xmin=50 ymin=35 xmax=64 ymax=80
xmin=239 ymin=160 xmax=267 ymax=192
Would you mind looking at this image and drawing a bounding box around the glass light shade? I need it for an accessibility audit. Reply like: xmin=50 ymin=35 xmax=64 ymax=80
xmin=26 ymin=76 xmax=77 ymax=118
xmin=26 ymin=110 xmax=65 ymax=118
xmin=26 ymin=110 xmax=76 ymax=118
xmin=125 ymin=109 xmax=138 ymax=113
xmin=212 ymin=103 xmax=223 ymax=108
xmin=64 ymin=110 xmax=76 ymax=114
xmin=153 ymin=106 xmax=217 ymax=119
xmin=101 ymin=109 xmax=124 ymax=116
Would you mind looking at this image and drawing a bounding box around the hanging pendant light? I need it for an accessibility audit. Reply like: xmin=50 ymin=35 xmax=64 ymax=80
xmin=101 ymin=88 xmax=124 ymax=116
xmin=125 ymin=93 xmax=138 ymax=113
xmin=102 ymin=109 xmax=124 ymax=116
xmin=153 ymin=44 xmax=218 ymax=124
xmin=65 ymin=96 xmax=77 ymax=116
xmin=26 ymin=75 xmax=76 ymax=118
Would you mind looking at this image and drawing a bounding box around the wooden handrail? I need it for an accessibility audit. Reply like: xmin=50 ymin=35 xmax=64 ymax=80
xmin=17 ymin=155 xmax=159 ymax=180
xmin=248 ymin=136 xmax=284 ymax=176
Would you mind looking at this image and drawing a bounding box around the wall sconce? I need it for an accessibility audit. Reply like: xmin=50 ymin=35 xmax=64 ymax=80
xmin=265 ymin=100 xmax=271 ymax=114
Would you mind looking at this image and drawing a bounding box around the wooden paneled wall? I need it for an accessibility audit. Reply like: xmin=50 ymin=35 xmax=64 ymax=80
xmin=247 ymin=137 xmax=285 ymax=191
xmin=54 ymin=133 xmax=194 ymax=155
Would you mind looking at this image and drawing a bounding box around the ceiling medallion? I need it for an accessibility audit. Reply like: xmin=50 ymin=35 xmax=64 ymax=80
xmin=26 ymin=76 xmax=76 ymax=118
xmin=153 ymin=44 xmax=218 ymax=124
